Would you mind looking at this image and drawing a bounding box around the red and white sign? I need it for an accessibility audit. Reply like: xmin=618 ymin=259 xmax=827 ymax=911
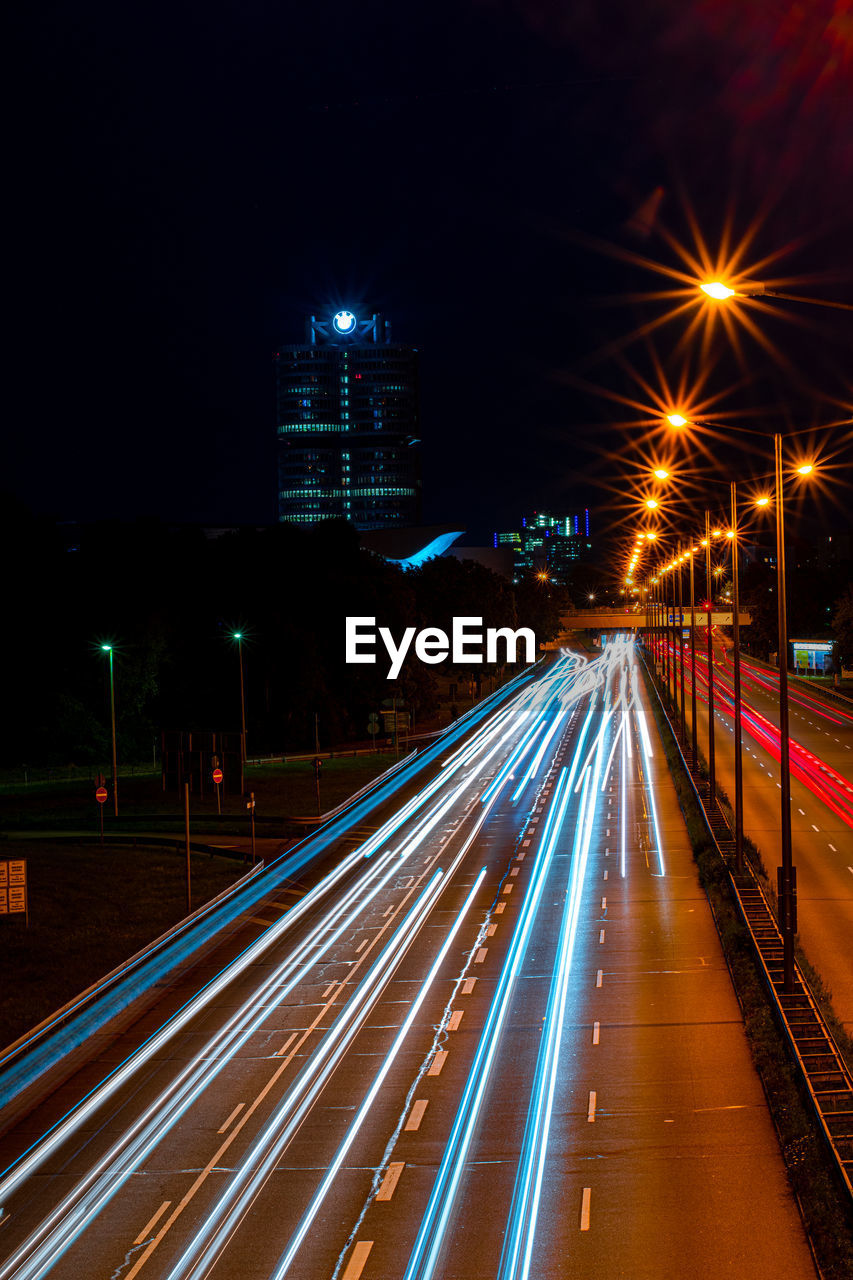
xmin=212 ymin=768 xmax=223 ymax=784
xmin=95 ymin=786 xmax=108 ymax=804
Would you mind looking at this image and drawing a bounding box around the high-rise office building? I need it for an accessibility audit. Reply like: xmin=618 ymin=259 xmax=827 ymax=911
xmin=495 ymin=510 xmax=591 ymax=583
xmin=275 ymin=310 xmax=422 ymax=529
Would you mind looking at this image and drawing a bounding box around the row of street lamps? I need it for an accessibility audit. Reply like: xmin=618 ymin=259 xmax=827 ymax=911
xmin=636 ymin=431 xmax=817 ymax=993
xmin=618 ymin=272 xmax=842 ymax=996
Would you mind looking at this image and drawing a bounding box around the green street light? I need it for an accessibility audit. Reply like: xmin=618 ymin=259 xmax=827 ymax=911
xmin=233 ymin=632 xmax=247 ymax=770
xmin=101 ymin=643 xmax=118 ymax=817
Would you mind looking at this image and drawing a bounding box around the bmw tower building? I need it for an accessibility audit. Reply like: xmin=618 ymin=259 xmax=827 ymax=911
xmin=275 ymin=310 xmax=422 ymax=530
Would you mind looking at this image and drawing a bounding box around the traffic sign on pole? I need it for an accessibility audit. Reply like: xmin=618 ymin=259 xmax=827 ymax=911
xmin=95 ymin=787 xmax=108 ymax=804
xmin=212 ymin=768 xmax=223 ymax=784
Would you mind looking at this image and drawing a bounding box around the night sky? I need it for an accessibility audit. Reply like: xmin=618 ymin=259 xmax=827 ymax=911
xmin=7 ymin=1 xmax=852 ymax=546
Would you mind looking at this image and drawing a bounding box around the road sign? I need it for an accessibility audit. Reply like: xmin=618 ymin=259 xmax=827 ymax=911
xmin=212 ymin=768 xmax=223 ymax=784
xmin=0 ymin=859 xmax=27 ymax=920
xmin=96 ymin=786 xmax=108 ymax=804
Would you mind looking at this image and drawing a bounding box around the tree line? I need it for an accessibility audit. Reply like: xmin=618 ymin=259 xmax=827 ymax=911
xmin=1 ymin=504 xmax=564 ymax=767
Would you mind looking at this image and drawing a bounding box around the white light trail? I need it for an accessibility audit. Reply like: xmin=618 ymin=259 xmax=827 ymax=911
xmin=402 ymin=769 xmax=574 ymax=1280
xmin=269 ymin=868 xmax=489 ymax=1279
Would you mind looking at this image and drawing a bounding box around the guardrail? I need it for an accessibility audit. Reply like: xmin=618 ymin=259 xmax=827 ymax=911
xmin=0 ymin=659 xmax=545 ymax=1132
xmin=640 ymin=647 xmax=853 ymax=1203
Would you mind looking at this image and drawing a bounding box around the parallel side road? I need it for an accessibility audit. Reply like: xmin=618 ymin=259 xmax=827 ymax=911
xmin=656 ymin=635 xmax=853 ymax=1033
xmin=0 ymin=642 xmax=814 ymax=1279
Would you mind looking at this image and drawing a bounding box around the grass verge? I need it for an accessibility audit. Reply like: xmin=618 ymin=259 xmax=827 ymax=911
xmin=0 ymin=840 xmax=244 ymax=1054
xmin=0 ymin=753 xmax=399 ymax=837
xmin=641 ymin=658 xmax=853 ymax=1279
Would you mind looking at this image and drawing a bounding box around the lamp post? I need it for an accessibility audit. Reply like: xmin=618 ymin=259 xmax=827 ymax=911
xmin=233 ymin=632 xmax=247 ymax=769
xmin=774 ymin=435 xmax=796 ymax=992
xmin=101 ymin=644 xmax=118 ymax=817
xmin=677 ymin=548 xmax=686 ymax=741
xmin=728 ymin=487 xmax=744 ymax=874
xmin=688 ymin=547 xmax=697 ymax=769
xmin=704 ymin=513 xmax=716 ymax=807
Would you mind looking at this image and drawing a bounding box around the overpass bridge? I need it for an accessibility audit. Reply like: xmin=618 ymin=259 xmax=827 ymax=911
xmin=558 ymin=608 xmax=751 ymax=630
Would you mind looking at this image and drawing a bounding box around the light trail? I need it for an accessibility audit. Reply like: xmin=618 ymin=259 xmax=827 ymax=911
xmin=401 ymin=768 xmax=575 ymax=1280
xmin=159 ymin=663 xmax=594 ymax=1280
xmin=3 ymin=841 xmax=449 ymax=1280
xmin=499 ymin=679 xmax=605 ymax=1280
xmin=1 ymin=649 xmax=610 ymax=1280
xmin=150 ymin=868 xmax=455 ymax=1280
xmin=1 ymin=659 xmax=590 ymax=1278
xmin=269 ymin=868 xmax=489 ymax=1279
xmin=678 ymin=643 xmax=853 ymax=828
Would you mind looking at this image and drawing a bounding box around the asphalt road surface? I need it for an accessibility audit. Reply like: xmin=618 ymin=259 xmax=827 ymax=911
xmin=656 ymin=632 xmax=853 ymax=1034
xmin=0 ymin=641 xmax=814 ymax=1279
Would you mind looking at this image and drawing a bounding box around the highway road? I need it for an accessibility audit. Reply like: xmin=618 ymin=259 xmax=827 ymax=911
xmin=655 ymin=631 xmax=853 ymax=1033
xmin=0 ymin=641 xmax=814 ymax=1279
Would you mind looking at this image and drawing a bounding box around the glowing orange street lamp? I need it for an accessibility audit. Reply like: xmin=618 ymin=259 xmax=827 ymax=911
xmin=700 ymin=281 xmax=736 ymax=300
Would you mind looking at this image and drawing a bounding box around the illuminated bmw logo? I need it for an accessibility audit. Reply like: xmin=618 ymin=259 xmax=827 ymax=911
xmin=333 ymin=310 xmax=356 ymax=334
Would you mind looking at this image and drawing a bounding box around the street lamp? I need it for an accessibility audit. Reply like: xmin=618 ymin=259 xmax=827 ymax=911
xmin=233 ymin=632 xmax=247 ymax=769
xmin=101 ymin=644 xmax=118 ymax=817
xmin=753 ymin=441 xmax=816 ymax=991
xmin=700 ymin=279 xmax=853 ymax=312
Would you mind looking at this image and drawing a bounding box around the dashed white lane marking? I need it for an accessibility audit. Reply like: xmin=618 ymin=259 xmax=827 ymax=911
xmin=495 ymin=903 xmax=506 ymax=914
xmin=375 ymin=1161 xmax=405 ymax=1202
xmin=798 ymin=808 xmax=806 ymax=816
xmin=475 ymin=948 xmax=488 ymax=963
xmin=275 ymin=1031 xmax=298 ymax=1058
xmin=462 ymin=977 xmax=477 ymax=994
xmin=382 ymin=905 xmax=394 ymax=917
xmin=510 ymin=866 xmax=520 ymax=877
xmin=134 ymin=1201 xmax=172 ymax=1245
xmin=811 ymin=824 xmax=820 ymax=832
xmin=592 ymin=1021 xmax=600 ymax=1045
xmin=522 ymin=839 xmax=531 ymax=848
xmin=580 ymin=1187 xmax=592 ymax=1231
xmin=587 ymin=1091 xmax=597 ymax=1123
xmin=356 ymin=937 xmax=369 ymax=953
xmin=503 ymin=882 xmax=514 ymax=895
xmin=599 ymin=929 xmax=605 ymax=944
xmin=405 ymin=1100 xmax=429 ymax=1135
xmin=322 ymin=982 xmax=335 ymax=998
xmin=596 ymin=969 xmax=603 ymax=988
xmin=447 ymin=1010 xmax=464 ymax=1031
xmin=342 ymin=1241 xmax=373 ymax=1280
xmin=217 ymin=1104 xmax=244 ymax=1135
xmin=848 ymin=866 xmax=853 ymax=876
xmin=427 ymin=1050 xmax=448 ymax=1076
xmin=603 ymin=869 xmax=608 ymax=881
xmin=486 ymin=923 xmax=497 ymax=936
xmin=516 ymin=851 xmax=526 ymax=862
xmin=601 ymin=897 xmax=607 ymax=910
